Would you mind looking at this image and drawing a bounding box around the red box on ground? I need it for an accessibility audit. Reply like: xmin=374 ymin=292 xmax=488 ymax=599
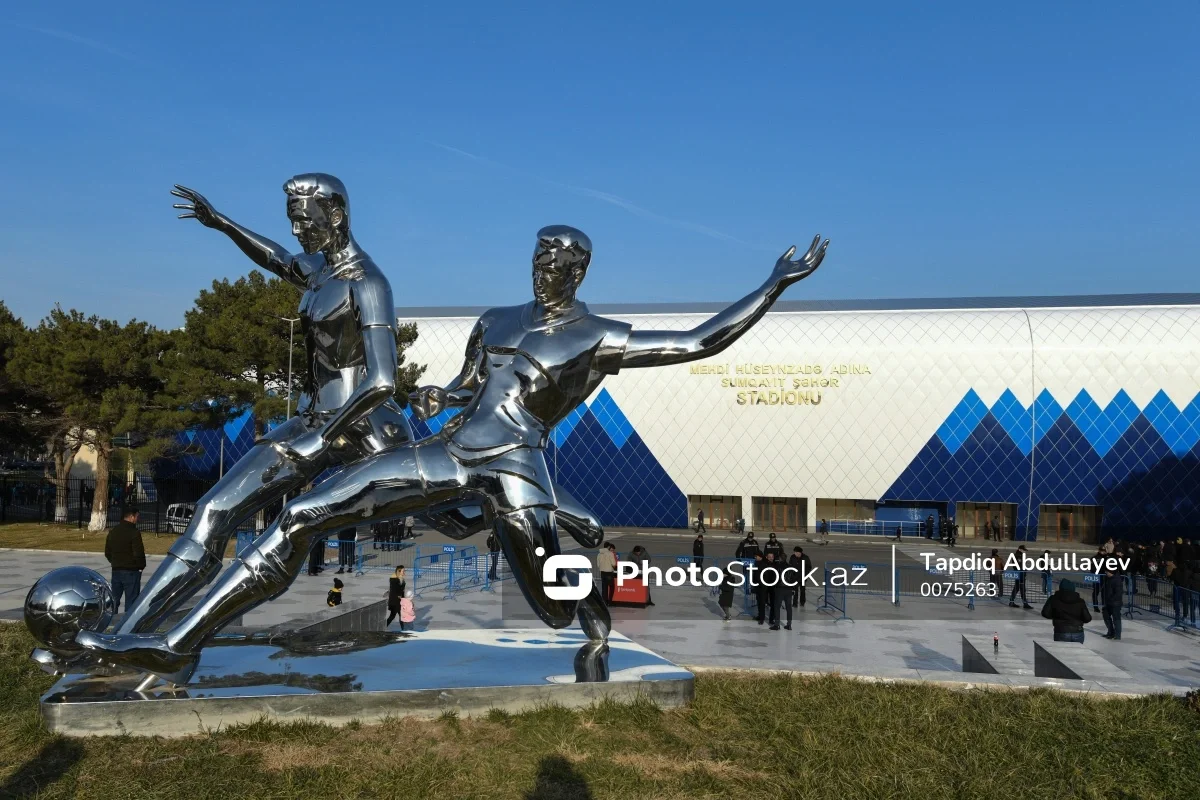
xmin=610 ymin=577 xmax=649 ymax=607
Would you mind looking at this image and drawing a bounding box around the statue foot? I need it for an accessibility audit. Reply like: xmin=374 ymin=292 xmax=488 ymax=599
xmin=30 ymin=647 xmax=97 ymax=676
xmin=573 ymin=641 xmax=610 ymax=682
xmin=74 ymin=631 xmax=199 ymax=685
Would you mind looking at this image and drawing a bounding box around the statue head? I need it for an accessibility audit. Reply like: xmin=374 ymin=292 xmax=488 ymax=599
xmin=283 ymin=173 xmax=350 ymax=255
xmin=532 ymin=225 xmax=592 ymax=310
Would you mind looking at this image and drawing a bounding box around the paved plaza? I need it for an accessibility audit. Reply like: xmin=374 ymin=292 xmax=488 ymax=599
xmin=2 ymin=527 xmax=1196 ymax=697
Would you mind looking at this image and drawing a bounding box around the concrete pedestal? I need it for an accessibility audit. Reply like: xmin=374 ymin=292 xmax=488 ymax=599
xmin=40 ymin=629 xmax=693 ymax=737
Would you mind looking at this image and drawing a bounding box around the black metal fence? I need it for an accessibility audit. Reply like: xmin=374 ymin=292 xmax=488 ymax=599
xmin=0 ymin=473 xmax=216 ymax=536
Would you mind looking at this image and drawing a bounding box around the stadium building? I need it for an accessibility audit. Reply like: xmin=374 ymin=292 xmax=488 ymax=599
xmin=165 ymin=294 xmax=1200 ymax=544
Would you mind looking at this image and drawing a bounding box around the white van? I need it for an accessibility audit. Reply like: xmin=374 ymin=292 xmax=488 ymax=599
xmin=165 ymin=503 xmax=196 ymax=534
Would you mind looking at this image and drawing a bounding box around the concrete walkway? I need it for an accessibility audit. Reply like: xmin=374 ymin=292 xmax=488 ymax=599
xmin=3 ymin=532 xmax=1194 ymax=697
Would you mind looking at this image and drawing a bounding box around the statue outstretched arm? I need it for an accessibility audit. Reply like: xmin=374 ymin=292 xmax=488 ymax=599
xmin=171 ymin=185 xmax=312 ymax=289
xmin=409 ymin=319 xmax=485 ymax=421
xmin=619 ymin=235 xmax=828 ymax=369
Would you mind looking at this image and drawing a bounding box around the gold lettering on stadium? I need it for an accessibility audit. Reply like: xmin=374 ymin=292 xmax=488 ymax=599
xmin=687 ymin=362 xmax=872 ymax=408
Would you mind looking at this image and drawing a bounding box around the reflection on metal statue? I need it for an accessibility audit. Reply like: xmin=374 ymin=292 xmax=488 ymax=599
xmin=73 ymin=224 xmax=829 ymax=684
xmin=29 ymin=174 xmax=414 ymax=671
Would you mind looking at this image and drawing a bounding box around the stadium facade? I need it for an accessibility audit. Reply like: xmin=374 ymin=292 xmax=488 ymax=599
xmin=164 ymin=294 xmax=1200 ymax=544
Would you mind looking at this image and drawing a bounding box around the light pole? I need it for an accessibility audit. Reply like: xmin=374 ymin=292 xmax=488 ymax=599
xmin=269 ymin=316 xmax=301 ymax=418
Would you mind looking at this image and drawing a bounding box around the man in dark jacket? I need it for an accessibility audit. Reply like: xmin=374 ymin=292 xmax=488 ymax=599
xmin=336 ymin=527 xmax=356 ymax=575
xmin=1091 ymin=547 xmax=1105 ymax=611
xmin=1187 ymin=562 xmax=1200 ymax=626
xmin=1041 ymin=578 xmax=1092 ymax=642
xmin=692 ymin=533 xmax=704 ymax=567
xmin=751 ymin=553 xmax=768 ymax=625
xmin=764 ymin=533 xmax=785 ymax=561
xmin=105 ymin=504 xmax=146 ymax=614
xmin=736 ymin=533 xmax=760 ymax=560
xmin=1009 ymin=545 xmax=1033 ymax=609
xmin=486 ymin=531 xmax=502 ymax=580
xmin=789 ymin=546 xmax=811 ymax=608
xmin=764 ymin=552 xmax=792 ymax=631
xmin=1101 ymin=566 xmax=1125 ymax=640
xmin=1173 ymin=561 xmax=1194 ymax=625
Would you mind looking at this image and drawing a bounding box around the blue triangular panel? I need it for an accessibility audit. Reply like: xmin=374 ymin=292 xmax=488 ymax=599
xmin=1032 ymin=389 xmax=1063 ymax=446
xmin=935 ymin=390 xmax=988 ymax=455
xmin=990 ymin=389 xmax=1032 ymax=455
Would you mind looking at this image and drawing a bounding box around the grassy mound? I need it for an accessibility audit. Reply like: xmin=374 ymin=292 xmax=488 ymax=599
xmin=1 ymin=623 xmax=1197 ymax=799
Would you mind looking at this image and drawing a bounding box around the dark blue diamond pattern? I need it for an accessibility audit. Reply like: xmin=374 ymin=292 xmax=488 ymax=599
xmin=890 ymin=390 xmax=1200 ymax=541
xmin=548 ymin=407 xmax=687 ymax=529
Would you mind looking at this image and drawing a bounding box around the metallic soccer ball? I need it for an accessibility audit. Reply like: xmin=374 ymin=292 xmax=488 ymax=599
xmin=24 ymin=566 xmax=116 ymax=652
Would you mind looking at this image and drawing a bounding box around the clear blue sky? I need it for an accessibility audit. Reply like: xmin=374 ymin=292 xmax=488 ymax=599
xmin=2 ymin=2 xmax=1197 ymax=328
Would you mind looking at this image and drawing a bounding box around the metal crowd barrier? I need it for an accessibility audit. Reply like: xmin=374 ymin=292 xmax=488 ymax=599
xmin=1126 ymin=574 xmax=1200 ymax=631
xmin=1167 ymin=586 xmax=1200 ymax=631
xmin=818 ymin=568 xmax=850 ymax=621
xmin=482 ymin=549 xmax=513 ymax=591
xmin=413 ymin=545 xmax=483 ymax=599
xmin=824 ymin=520 xmax=928 ymax=538
xmin=235 ymin=530 xmax=367 ymax=575
xmin=358 ymin=540 xmax=417 ymax=574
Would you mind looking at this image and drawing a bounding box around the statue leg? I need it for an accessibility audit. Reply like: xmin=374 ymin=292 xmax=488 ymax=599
xmin=491 ymin=506 xmax=579 ymax=630
xmin=75 ymin=443 xmax=438 ymax=681
xmin=576 ymin=583 xmax=611 ymax=641
xmin=116 ymin=417 xmax=323 ymax=635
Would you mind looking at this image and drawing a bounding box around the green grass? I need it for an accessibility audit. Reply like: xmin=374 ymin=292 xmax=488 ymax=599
xmin=1 ymin=623 xmax=1197 ymax=799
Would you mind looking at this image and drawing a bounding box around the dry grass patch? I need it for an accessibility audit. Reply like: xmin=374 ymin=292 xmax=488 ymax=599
xmin=610 ymin=752 xmax=766 ymax=781
xmin=1 ymin=625 xmax=1199 ymax=799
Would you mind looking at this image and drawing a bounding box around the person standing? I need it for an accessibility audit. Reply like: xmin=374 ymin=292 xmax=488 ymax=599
xmin=765 ymin=552 xmax=792 ymax=631
xmin=1041 ymin=578 xmax=1092 ymax=643
xmin=752 ymin=553 xmax=768 ymax=625
xmin=1188 ymin=561 xmax=1200 ymax=626
xmin=597 ymin=543 xmax=617 ymax=604
xmin=630 ymin=545 xmax=654 ymax=605
xmin=925 ymin=515 xmax=934 ymax=539
xmin=764 ymin=532 xmax=785 ymax=561
xmin=404 ymin=515 xmax=416 ymax=540
xmin=385 ymin=565 xmax=406 ymax=626
xmin=105 ymin=504 xmax=146 ymax=615
xmin=1146 ymin=558 xmax=1160 ymax=598
xmin=1172 ymin=560 xmax=1193 ymax=625
xmin=736 ymin=532 xmax=761 ymax=560
xmin=307 ymin=536 xmax=325 ymax=576
xmin=1009 ymin=545 xmax=1033 ymax=609
xmin=336 ymin=526 xmax=357 ymax=575
xmin=989 ymin=548 xmax=1003 ymax=597
xmin=761 ymin=552 xmax=784 ymax=630
xmin=399 ymin=589 xmax=416 ymax=631
xmin=487 ymin=530 xmax=502 ymax=580
xmin=789 ymin=546 xmax=811 ymax=608
xmin=1040 ymin=550 xmax=1053 ymax=596
xmin=695 ymin=509 xmax=706 ymax=533
xmin=1091 ymin=547 xmax=1105 ymax=611
xmin=692 ymin=532 xmax=704 ymax=567
xmin=1101 ymin=565 xmax=1124 ymax=640
xmin=717 ymin=565 xmax=737 ymax=622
